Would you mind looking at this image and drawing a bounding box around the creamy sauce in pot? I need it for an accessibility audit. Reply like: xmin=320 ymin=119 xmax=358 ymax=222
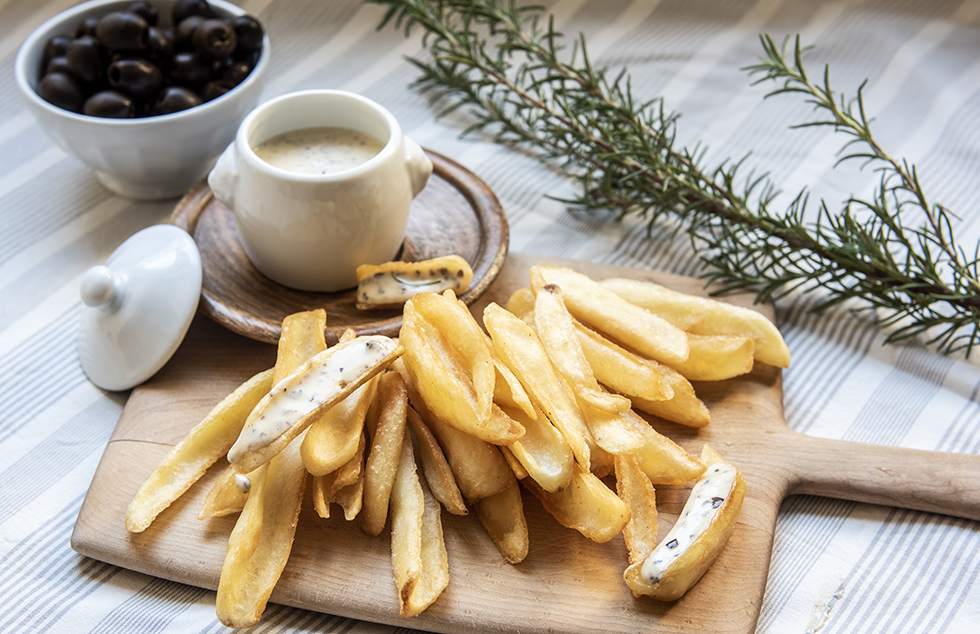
xmin=253 ymin=126 xmax=386 ymax=175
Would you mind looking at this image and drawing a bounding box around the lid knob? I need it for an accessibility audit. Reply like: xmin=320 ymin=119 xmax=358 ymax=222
xmin=80 ymin=265 xmax=119 ymax=310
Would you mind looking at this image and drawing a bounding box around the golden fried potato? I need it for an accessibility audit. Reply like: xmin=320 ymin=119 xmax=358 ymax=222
xmin=360 ymin=371 xmax=410 ymax=536
xmin=199 ymin=465 xmax=251 ymax=520
xmin=600 ymin=277 xmax=790 ymax=368
xmin=407 ymin=406 xmax=468 ymax=515
xmin=301 ymin=374 xmax=378 ymax=476
xmin=615 ymin=455 xmax=659 ymax=565
xmin=573 ymin=321 xmax=672 ymax=402
xmin=525 ymin=463 xmax=630 ymax=543
xmin=530 ymin=264 xmax=689 ymax=367
xmin=620 ymin=409 xmax=705 ymax=484
xmin=126 ymin=367 xmax=273 ymax=533
xmin=669 ymin=333 xmax=755 ymax=381
xmin=499 ymin=402 xmax=574 ymax=493
xmin=623 ymin=444 xmax=746 ymax=601
xmin=474 ymin=481 xmax=528 ymax=564
xmin=628 ymin=365 xmax=711 ymax=428
xmin=484 ymin=302 xmax=593 ymax=470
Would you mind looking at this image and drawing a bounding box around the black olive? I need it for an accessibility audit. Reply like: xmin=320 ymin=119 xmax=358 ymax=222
xmin=83 ymin=90 xmax=135 ymax=118
xmin=74 ymin=16 xmax=100 ymax=38
xmin=169 ymin=51 xmax=212 ymax=88
xmin=173 ymin=0 xmax=211 ymax=25
xmin=108 ymin=58 xmax=163 ymax=99
xmin=174 ymin=15 xmax=205 ymax=51
xmin=145 ymin=26 xmax=174 ymax=68
xmin=193 ymin=19 xmax=236 ymax=61
xmin=126 ymin=1 xmax=159 ymax=26
xmin=154 ymin=85 xmax=202 ymax=114
xmin=201 ymin=79 xmax=235 ymax=101
xmin=229 ymin=15 xmax=263 ymax=54
xmin=220 ymin=58 xmax=252 ymax=85
xmin=45 ymin=55 xmax=73 ymax=77
xmin=96 ymin=11 xmax=149 ymax=53
xmin=66 ymin=35 xmax=106 ymax=83
xmin=43 ymin=35 xmax=72 ymax=63
xmin=37 ymin=72 xmax=85 ymax=112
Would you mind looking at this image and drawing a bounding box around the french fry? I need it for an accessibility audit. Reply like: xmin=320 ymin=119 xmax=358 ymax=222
xmin=533 ymin=283 xmax=631 ymax=415
xmin=498 ymin=445 xmax=530 ymax=480
xmin=300 ymin=375 xmax=378 ymax=476
xmin=199 ymin=465 xmax=251 ymax=520
xmin=125 ymin=367 xmax=274 ymax=533
xmin=333 ymin=476 xmax=365 ymax=521
xmin=525 ymin=463 xmax=630 ymax=543
xmin=474 ymin=480 xmax=529 ymax=564
xmin=407 ymin=406 xmax=468 ymax=515
xmin=499 ymin=402 xmax=574 ymax=493
xmin=312 ymin=432 xmax=367 ymax=519
xmin=390 ymin=427 xmax=450 ymax=617
xmin=615 ymin=455 xmax=659 ymax=565
xmin=312 ymin=474 xmax=332 ymax=519
xmin=620 ymin=409 xmax=706 ymax=484
xmin=580 ymin=404 xmax=646 ymax=455
xmin=227 ymin=335 xmax=403 ymax=473
xmin=484 ymin=302 xmax=593 ymax=471
xmin=215 ymin=436 xmax=308 ymax=628
xmin=400 ymin=301 xmax=524 ymax=445
xmin=530 ymin=264 xmax=690 ymax=367
xmin=360 ymin=371 xmax=410 ymax=536
xmin=623 ymin=444 xmax=746 ymax=601
xmin=669 ymin=333 xmax=755 ymax=382
xmin=600 ymin=277 xmax=791 ymax=368
xmin=573 ymin=321 xmax=672 ymax=402
xmin=629 ymin=366 xmax=711 ymax=428
xmin=216 ymin=311 xmax=326 ymax=628
xmin=505 ymin=286 xmax=536 ymax=316
xmin=491 ymin=352 xmax=536 ymax=420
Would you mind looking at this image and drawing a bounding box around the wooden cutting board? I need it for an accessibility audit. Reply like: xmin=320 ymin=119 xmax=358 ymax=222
xmin=71 ymin=253 xmax=980 ymax=634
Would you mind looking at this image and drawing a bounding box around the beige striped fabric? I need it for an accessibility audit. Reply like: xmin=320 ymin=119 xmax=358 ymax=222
xmin=1 ymin=0 xmax=978 ymax=632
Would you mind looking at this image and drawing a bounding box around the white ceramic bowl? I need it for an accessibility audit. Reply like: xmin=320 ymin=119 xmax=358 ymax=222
xmin=14 ymin=0 xmax=270 ymax=200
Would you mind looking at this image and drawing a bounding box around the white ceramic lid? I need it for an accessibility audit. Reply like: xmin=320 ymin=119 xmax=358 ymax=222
xmin=78 ymin=225 xmax=202 ymax=391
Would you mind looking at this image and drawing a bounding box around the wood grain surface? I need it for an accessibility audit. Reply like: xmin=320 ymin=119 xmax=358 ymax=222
xmin=71 ymin=254 xmax=980 ymax=634
xmin=171 ymin=150 xmax=509 ymax=345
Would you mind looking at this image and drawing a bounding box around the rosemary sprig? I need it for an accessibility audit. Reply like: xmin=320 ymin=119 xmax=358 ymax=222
xmin=370 ymin=0 xmax=980 ymax=356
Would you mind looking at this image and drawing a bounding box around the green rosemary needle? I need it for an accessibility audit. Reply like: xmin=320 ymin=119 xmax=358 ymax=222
xmin=370 ymin=0 xmax=980 ymax=356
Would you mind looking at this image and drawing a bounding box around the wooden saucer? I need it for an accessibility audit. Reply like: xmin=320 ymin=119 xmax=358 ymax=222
xmin=170 ymin=150 xmax=509 ymax=345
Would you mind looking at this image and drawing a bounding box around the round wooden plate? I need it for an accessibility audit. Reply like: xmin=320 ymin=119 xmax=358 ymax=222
xmin=170 ymin=150 xmax=509 ymax=345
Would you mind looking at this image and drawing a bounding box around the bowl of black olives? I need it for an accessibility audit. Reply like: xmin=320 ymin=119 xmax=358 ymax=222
xmin=15 ymin=0 xmax=269 ymax=199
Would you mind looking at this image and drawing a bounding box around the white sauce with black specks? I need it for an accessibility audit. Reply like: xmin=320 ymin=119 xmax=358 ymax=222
xmin=253 ymin=127 xmax=385 ymax=175
xmin=227 ymin=337 xmax=395 ymax=464
xmin=234 ymin=474 xmax=251 ymax=494
xmin=358 ymin=268 xmax=467 ymax=306
xmin=640 ymin=463 xmax=737 ymax=584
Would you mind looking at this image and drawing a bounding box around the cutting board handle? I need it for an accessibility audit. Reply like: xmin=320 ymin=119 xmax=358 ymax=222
xmin=782 ymin=430 xmax=980 ymax=521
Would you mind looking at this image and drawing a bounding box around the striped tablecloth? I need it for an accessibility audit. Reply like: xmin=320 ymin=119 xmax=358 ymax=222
xmin=3 ymin=0 xmax=979 ymax=632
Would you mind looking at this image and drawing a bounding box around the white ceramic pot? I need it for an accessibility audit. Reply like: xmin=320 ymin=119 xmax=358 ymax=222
xmin=208 ymin=89 xmax=433 ymax=292
xmin=14 ymin=0 xmax=270 ymax=200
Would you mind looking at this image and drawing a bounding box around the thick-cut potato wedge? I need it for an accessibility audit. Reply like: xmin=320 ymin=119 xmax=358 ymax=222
xmin=413 ymin=291 xmax=496 ymax=426
xmin=525 ymin=464 xmax=630 ymax=543
xmin=360 ymin=371 xmax=410 ymax=536
xmin=301 ymin=375 xmax=378 ymax=476
xmin=620 ymin=409 xmax=705 ymax=484
xmin=199 ymin=465 xmax=252 ymax=520
xmin=629 ymin=366 xmax=711 ymax=428
xmin=505 ymin=286 xmax=536 ymax=316
xmin=574 ymin=321 xmax=672 ymax=402
xmin=499 ymin=445 xmax=530 ymax=480
xmin=580 ymin=404 xmax=646 ymax=455
xmin=600 ymin=277 xmax=791 ymax=368
xmin=273 ymin=310 xmax=328 ymax=384
xmin=533 ymin=283 xmax=631 ymax=415
xmin=491 ymin=352 xmax=536 ymax=420
xmin=390 ymin=428 xmax=450 ymax=616
xmin=312 ymin=432 xmax=367 ymax=520
xmin=484 ymin=303 xmax=593 ymax=470
xmin=623 ymin=444 xmax=747 ymax=601
xmin=312 ymin=474 xmax=332 ymax=519
xmin=407 ymin=407 xmax=468 ymax=515
xmin=615 ymin=455 xmax=659 ymax=565
xmin=530 ymin=264 xmax=689 ymax=367
xmin=333 ymin=477 xmax=365 ymax=521
xmin=227 ymin=335 xmax=403 ymax=473
xmin=400 ymin=303 xmax=524 ymax=445
xmin=474 ymin=480 xmax=528 ymax=564
xmin=389 ymin=427 xmax=422 ymax=614
xmin=125 ymin=367 xmax=274 ymax=533
xmin=499 ymin=403 xmax=574 ymax=493
xmin=356 ymin=254 xmax=473 ymax=310
xmin=216 ymin=437 xmax=308 ymax=628
xmin=670 ymin=334 xmax=755 ymax=382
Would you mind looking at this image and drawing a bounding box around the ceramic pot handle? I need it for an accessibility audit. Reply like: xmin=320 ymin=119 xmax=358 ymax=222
xmin=403 ymin=135 xmax=433 ymax=198
xmin=208 ymin=144 xmax=240 ymax=209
